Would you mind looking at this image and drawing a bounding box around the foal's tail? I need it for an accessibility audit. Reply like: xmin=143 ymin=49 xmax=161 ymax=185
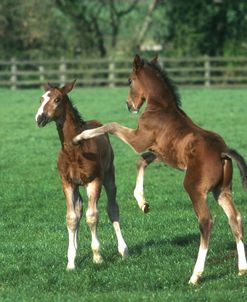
xmin=223 ymin=148 xmax=247 ymax=190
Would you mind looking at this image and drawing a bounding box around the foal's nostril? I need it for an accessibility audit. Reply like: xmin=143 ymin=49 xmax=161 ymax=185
xmin=37 ymin=113 xmax=47 ymax=127
xmin=37 ymin=114 xmax=43 ymax=126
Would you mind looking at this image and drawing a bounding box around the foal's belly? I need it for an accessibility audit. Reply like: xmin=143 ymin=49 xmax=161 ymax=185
xmin=150 ymin=145 xmax=187 ymax=171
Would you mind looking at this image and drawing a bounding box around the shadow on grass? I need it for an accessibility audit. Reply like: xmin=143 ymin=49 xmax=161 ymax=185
xmin=121 ymin=233 xmax=198 ymax=258
xmin=76 ymin=233 xmax=199 ymax=269
xmin=171 ymin=233 xmax=198 ymax=247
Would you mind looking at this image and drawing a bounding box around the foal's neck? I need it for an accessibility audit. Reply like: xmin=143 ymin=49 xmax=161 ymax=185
xmin=56 ymin=100 xmax=84 ymax=147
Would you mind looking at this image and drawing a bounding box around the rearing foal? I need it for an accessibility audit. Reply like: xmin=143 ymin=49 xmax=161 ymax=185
xmin=35 ymin=80 xmax=128 ymax=270
xmin=73 ymin=55 xmax=247 ymax=284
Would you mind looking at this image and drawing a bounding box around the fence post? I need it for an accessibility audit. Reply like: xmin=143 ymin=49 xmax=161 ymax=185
xmin=10 ymin=58 xmax=17 ymax=90
xmin=204 ymin=55 xmax=211 ymax=87
xmin=108 ymin=60 xmax=115 ymax=87
xmin=59 ymin=57 xmax=66 ymax=85
xmin=39 ymin=65 xmax=45 ymax=88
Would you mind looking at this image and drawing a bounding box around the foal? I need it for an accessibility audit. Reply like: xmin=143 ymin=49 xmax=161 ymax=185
xmin=73 ymin=55 xmax=247 ymax=284
xmin=35 ymin=81 xmax=128 ymax=270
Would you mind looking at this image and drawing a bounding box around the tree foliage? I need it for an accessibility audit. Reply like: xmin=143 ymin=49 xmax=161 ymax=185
xmin=0 ymin=0 xmax=246 ymax=59
xmin=154 ymin=0 xmax=247 ymax=56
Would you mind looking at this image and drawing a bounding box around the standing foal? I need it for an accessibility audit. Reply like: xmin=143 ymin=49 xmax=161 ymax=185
xmin=73 ymin=55 xmax=247 ymax=284
xmin=35 ymin=81 xmax=128 ymax=269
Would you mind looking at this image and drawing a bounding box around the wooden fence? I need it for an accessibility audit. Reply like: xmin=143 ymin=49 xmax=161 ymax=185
xmin=1 ymin=56 xmax=247 ymax=89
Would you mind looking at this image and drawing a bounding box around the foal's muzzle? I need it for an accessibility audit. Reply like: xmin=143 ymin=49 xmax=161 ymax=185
xmin=36 ymin=113 xmax=50 ymax=127
xmin=126 ymin=101 xmax=138 ymax=114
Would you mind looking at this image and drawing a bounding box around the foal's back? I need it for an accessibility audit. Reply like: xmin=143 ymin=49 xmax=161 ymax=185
xmin=150 ymin=107 xmax=227 ymax=171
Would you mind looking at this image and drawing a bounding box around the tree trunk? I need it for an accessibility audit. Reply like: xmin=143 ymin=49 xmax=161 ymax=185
xmin=133 ymin=0 xmax=159 ymax=52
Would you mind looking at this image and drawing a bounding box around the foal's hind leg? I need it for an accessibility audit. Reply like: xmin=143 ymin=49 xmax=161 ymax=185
xmin=213 ymin=158 xmax=247 ymax=275
xmin=104 ymin=165 xmax=128 ymax=258
xmin=214 ymin=189 xmax=247 ymax=275
xmin=184 ymin=174 xmax=213 ymax=284
xmin=63 ymin=182 xmax=83 ymax=270
xmin=86 ymin=179 xmax=103 ymax=264
xmin=134 ymin=152 xmax=156 ymax=213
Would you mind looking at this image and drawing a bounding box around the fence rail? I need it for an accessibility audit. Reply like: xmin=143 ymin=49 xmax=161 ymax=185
xmin=1 ymin=56 xmax=247 ymax=89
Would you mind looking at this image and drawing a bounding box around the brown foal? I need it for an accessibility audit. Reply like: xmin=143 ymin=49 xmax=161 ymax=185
xmin=35 ymin=81 xmax=128 ymax=270
xmin=73 ymin=55 xmax=247 ymax=284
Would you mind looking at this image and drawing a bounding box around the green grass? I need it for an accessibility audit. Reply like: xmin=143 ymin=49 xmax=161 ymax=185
xmin=1 ymin=87 xmax=247 ymax=301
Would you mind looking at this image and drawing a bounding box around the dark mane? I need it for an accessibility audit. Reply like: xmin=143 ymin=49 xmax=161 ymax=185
xmin=146 ymin=60 xmax=182 ymax=108
xmin=65 ymin=94 xmax=85 ymax=125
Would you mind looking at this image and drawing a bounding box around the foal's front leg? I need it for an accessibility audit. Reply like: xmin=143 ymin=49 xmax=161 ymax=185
xmin=63 ymin=182 xmax=83 ymax=270
xmin=134 ymin=152 xmax=156 ymax=213
xmin=73 ymin=122 xmax=151 ymax=154
xmin=86 ymin=178 xmax=103 ymax=264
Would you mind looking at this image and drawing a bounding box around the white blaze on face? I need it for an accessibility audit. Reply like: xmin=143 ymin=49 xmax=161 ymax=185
xmin=35 ymin=91 xmax=51 ymax=122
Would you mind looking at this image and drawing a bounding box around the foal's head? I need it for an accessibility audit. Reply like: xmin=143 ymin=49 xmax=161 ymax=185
xmin=126 ymin=54 xmax=181 ymax=113
xmin=35 ymin=80 xmax=76 ymax=127
xmin=126 ymin=55 xmax=158 ymax=113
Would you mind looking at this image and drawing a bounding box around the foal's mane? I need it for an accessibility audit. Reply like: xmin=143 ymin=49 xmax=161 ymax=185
xmin=63 ymin=93 xmax=85 ymax=125
xmin=145 ymin=60 xmax=182 ymax=108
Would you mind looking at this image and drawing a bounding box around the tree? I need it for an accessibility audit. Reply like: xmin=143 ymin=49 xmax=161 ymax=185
xmin=56 ymin=0 xmax=139 ymax=57
xmin=153 ymin=0 xmax=247 ymax=56
xmin=132 ymin=0 xmax=159 ymax=52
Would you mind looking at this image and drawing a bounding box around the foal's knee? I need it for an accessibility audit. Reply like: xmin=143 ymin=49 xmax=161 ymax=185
xmin=66 ymin=213 xmax=79 ymax=231
xmin=229 ymin=212 xmax=244 ymax=241
xmin=86 ymin=209 xmax=98 ymax=228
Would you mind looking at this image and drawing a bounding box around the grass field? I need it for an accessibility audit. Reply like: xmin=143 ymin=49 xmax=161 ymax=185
xmin=1 ymin=86 xmax=247 ymax=301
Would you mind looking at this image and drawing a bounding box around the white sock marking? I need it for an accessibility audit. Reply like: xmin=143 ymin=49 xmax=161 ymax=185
xmin=134 ymin=167 xmax=145 ymax=207
xmin=189 ymin=247 xmax=208 ymax=284
xmin=237 ymin=240 xmax=247 ymax=271
xmin=67 ymin=228 xmax=77 ymax=270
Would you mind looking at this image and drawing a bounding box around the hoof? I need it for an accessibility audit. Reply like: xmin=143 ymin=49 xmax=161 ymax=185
xmin=238 ymin=269 xmax=247 ymax=276
xmin=66 ymin=264 xmax=75 ymax=271
xmin=93 ymin=255 xmax=103 ymax=264
xmin=188 ymin=273 xmax=202 ymax=285
xmin=141 ymin=202 xmax=150 ymax=213
xmin=72 ymin=137 xmax=80 ymax=145
xmin=119 ymin=246 xmax=129 ymax=259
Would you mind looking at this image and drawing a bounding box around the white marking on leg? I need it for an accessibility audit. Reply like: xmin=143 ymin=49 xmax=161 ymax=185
xmin=86 ymin=182 xmax=103 ymax=264
xmin=237 ymin=240 xmax=247 ymax=273
xmin=113 ymin=222 xmax=128 ymax=257
xmin=134 ymin=165 xmax=148 ymax=212
xmin=74 ymin=128 xmax=105 ymax=141
xmin=91 ymin=234 xmax=103 ymax=264
xmin=35 ymin=91 xmax=50 ymax=121
xmin=189 ymin=247 xmax=208 ymax=284
xmin=67 ymin=228 xmax=77 ymax=270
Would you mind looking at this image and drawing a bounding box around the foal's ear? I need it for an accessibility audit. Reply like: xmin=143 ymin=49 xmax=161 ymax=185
xmin=151 ymin=54 xmax=158 ymax=64
xmin=61 ymin=80 xmax=76 ymax=95
xmin=44 ymin=82 xmax=53 ymax=91
xmin=133 ymin=54 xmax=144 ymax=73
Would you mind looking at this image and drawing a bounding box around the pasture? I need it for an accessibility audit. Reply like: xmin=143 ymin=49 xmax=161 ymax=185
xmin=1 ymin=87 xmax=247 ymax=301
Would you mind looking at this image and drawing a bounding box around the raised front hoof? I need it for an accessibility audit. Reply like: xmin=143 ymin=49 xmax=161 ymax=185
xmin=238 ymin=269 xmax=247 ymax=276
xmin=72 ymin=136 xmax=81 ymax=145
xmin=141 ymin=202 xmax=150 ymax=214
xmin=188 ymin=273 xmax=202 ymax=285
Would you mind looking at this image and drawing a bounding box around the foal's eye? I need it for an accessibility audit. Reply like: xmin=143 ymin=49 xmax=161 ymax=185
xmin=54 ymin=97 xmax=61 ymax=104
xmin=128 ymin=78 xmax=132 ymax=86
